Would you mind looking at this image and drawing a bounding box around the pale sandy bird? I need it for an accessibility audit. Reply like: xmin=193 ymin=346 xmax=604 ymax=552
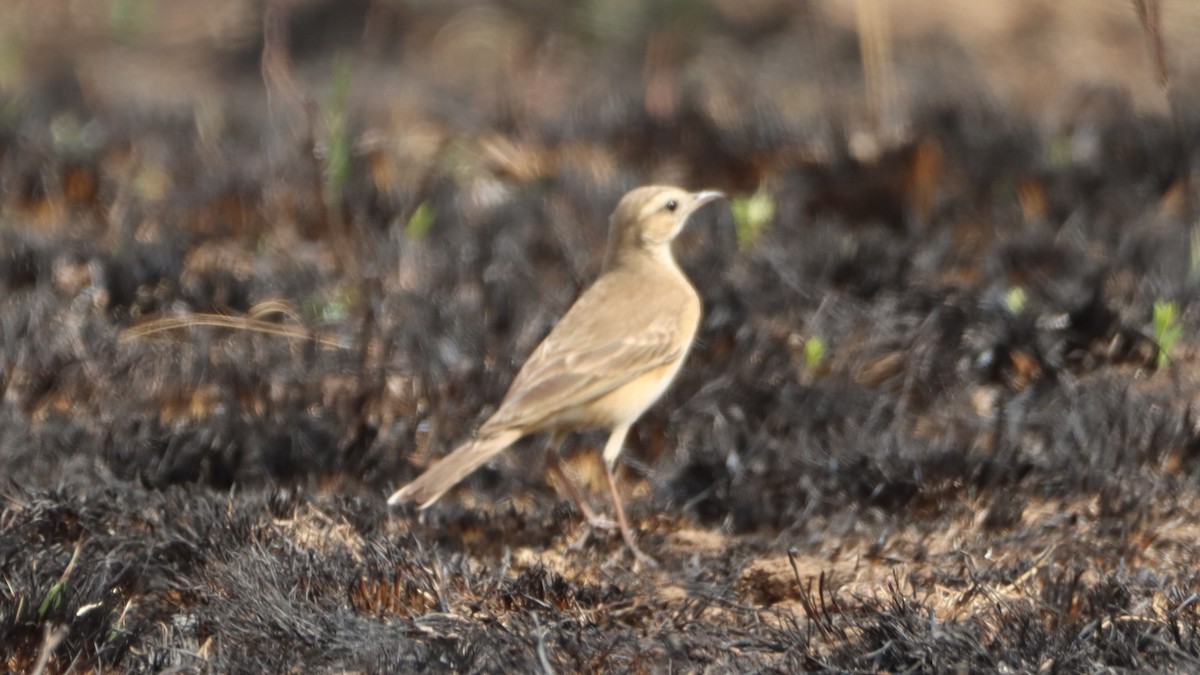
xmin=388 ymin=186 xmax=724 ymax=563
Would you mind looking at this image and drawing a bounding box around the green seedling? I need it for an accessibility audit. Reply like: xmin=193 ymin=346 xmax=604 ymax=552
xmin=304 ymin=287 xmax=354 ymax=325
xmin=38 ymin=581 xmax=66 ymax=619
xmin=731 ymin=189 xmax=775 ymax=251
xmin=1004 ymin=287 xmax=1027 ymax=315
xmin=1153 ymin=300 xmax=1182 ymax=370
xmin=405 ymin=200 xmax=436 ymax=240
xmin=49 ymin=113 xmax=101 ymax=155
xmin=1190 ymin=227 xmax=1200 ymax=284
xmin=323 ymin=55 xmax=353 ymax=209
xmin=805 ymin=336 xmax=827 ymax=372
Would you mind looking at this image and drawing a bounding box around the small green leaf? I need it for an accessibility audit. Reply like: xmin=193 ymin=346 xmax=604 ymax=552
xmin=39 ymin=582 xmax=65 ymax=619
xmin=1004 ymin=287 xmax=1027 ymax=315
xmin=1190 ymin=227 xmax=1200 ymax=284
xmin=320 ymin=298 xmax=349 ymax=324
xmin=731 ymin=190 xmax=775 ymax=251
xmin=1153 ymin=300 xmax=1181 ymax=370
xmin=323 ymin=55 xmax=353 ymax=207
xmin=405 ymin=201 xmax=436 ymax=240
xmin=304 ymin=287 xmax=354 ymax=325
xmin=805 ymin=336 xmax=827 ymax=372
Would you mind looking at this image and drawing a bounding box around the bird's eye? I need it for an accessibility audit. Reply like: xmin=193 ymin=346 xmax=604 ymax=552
xmin=665 ymin=200 xmax=678 ymax=212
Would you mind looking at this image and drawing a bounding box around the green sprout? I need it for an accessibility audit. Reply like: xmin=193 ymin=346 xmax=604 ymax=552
xmin=1153 ymin=300 xmax=1182 ymax=370
xmin=405 ymin=200 xmax=436 ymax=240
xmin=323 ymin=55 xmax=353 ymax=209
xmin=1190 ymin=227 xmax=1200 ymax=284
xmin=731 ymin=189 xmax=775 ymax=251
xmin=38 ymin=581 xmax=66 ymax=619
xmin=805 ymin=336 xmax=827 ymax=372
xmin=49 ymin=112 xmax=101 ymax=155
xmin=304 ymin=287 xmax=355 ymax=325
xmin=1004 ymin=287 xmax=1027 ymax=315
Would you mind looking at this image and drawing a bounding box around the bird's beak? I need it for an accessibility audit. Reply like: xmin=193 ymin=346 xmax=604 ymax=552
xmin=670 ymin=190 xmax=726 ymax=238
xmin=690 ymin=190 xmax=725 ymax=210
xmin=679 ymin=191 xmax=725 ymax=225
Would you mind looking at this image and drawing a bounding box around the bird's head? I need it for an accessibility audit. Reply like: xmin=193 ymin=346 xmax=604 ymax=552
xmin=604 ymin=186 xmax=725 ymax=269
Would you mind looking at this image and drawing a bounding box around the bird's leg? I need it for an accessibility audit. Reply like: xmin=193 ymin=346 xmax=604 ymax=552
xmin=545 ymin=432 xmax=615 ymax=530
xmin=601 ymin=425 xmax=658 ymax=568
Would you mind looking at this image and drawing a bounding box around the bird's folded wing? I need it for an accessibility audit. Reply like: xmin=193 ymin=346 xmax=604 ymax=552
xmin=480 ymin=322 xmax=684 ymax=432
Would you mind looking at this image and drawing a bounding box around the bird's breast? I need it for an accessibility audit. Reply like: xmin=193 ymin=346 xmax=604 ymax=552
xmin=583 ymin=358 xmax=688 ymax=427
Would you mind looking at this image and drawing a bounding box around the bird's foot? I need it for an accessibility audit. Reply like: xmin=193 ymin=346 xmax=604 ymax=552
xmin=603 ymin=543 xmax=659 ymax=571
xmin=565 ymin=514 xmax=618 ymax=552
xmin=585 ymin=514 xmax=618 ymax=531
xmin=626 ymin=544 xmax=660 ymax=570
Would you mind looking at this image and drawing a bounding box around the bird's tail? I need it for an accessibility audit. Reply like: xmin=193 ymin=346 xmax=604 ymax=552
xmin=386 ymin=428 xmax=523 ymax=509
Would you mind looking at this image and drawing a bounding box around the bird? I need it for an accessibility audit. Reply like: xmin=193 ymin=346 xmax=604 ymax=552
xmin=388 ymin=185 xmax=724 ymax=564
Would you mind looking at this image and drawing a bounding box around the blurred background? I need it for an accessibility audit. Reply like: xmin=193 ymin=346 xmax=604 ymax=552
xmin=3 ymin=0 xmax=1199 ymax=246
xmin=4 ymin=0 xmax=1200 ymax=124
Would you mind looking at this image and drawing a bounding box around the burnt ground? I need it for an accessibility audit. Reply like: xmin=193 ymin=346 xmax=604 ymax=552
xmin=5 ymin=1 xmax=1200 ymax=672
